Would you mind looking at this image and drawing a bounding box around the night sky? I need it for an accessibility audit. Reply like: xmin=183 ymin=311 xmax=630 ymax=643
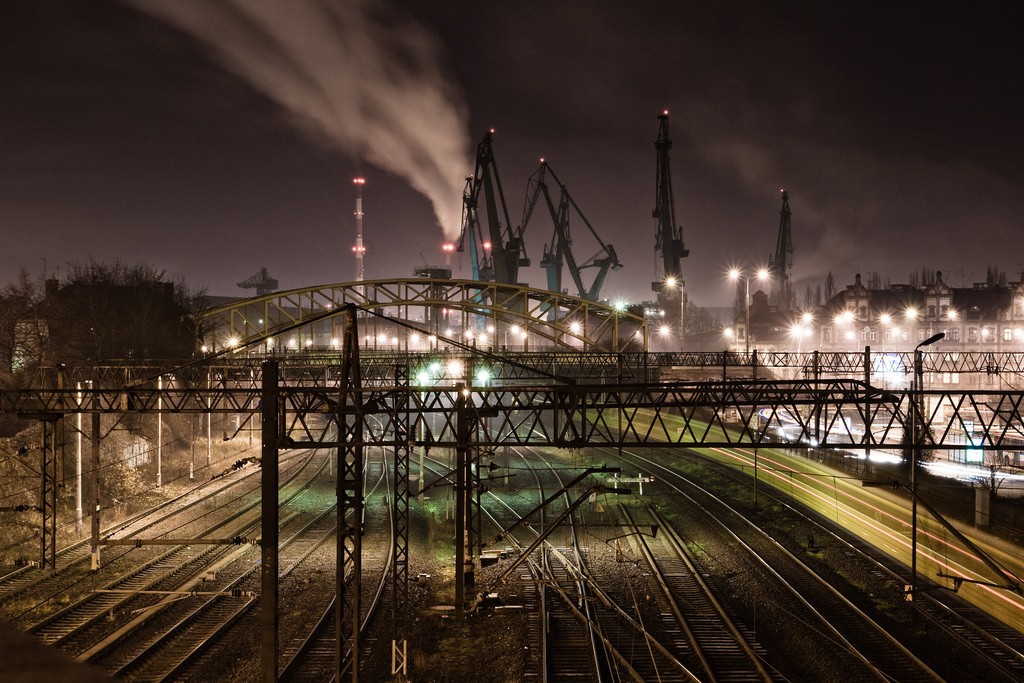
xmin=2 ymin=1 xmax=1021 ymax=308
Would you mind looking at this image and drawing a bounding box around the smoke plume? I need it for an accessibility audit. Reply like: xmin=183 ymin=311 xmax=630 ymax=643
xmin=129 ymin=0 xmax=469 ymax=238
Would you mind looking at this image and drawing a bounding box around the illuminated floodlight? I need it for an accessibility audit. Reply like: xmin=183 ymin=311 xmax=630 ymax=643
xmin=416 ymin=371 xmax=430 ymax=385
xmin=479 ymin=333 xmax=490 ymax=344
xmin=201 ymin=345 xmax=209 ymax=354
xmin=613 ymin=300 xmax=627 ymax=312
xmin=227 ymin=336 xmax=240 ymax=348
xmin=659 ymin=324 xmax=671 ymax=337
xmin=410 ymin=333 xmax=420 ymax=343
xmin=664 ymin=276 xmax=678 ymax=288
xmin=486 ymin=324 xmax=495 ymax=334
xmin=569 ymin=321 xmax=582 ymax=334
xmin=880 ymin=313 xmax=892 ymax=325
xmin=427 ymin=335 xmax=437 ymax=346
xmin=904 ymin=307 xmax=918 ymax=320
xmin=428 ymin=361 xmax=442 ymax=375
xmin=288 ymin=338 xmax=298 ymax=349
xmin=475 ymin=368 xmax=491 ymax=384
xmin=330 ymin=337 xmax=340 ymax=348
xmin=801 ymin=312 xmax=813 ymax=324
xmin=948 ymin=309 xmax=958 ymax=321
xmin=723 ymin=327 xmax=735 ymax=338
xmin=305 ymin=338 xmax=313 ymax=348
xmin=447 ymin=360 xmax=464 ymax=376
xmin=834 ymin=310 xmax=854 ymax=324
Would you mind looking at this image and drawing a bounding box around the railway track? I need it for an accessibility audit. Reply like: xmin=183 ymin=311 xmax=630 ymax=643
xmin=277 ymin=449 xmax=394 ymax=682
xmin=0 ymin=448 xmax=310 ymax=613
xmin=97 ymin=504 xmax=338 ymax=680
xmin=615 ymin=447 xmax=956 ymax=681
xmin=685 ymin=445 xmax=1024 ymax=680
xmin=24 ymin=450 xmax=330 ymax=658
xmin=617 ymin=503 xmax=772 ymax=681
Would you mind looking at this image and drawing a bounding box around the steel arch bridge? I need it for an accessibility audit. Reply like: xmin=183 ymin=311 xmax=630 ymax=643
xmin=195 ymin=278 xmax=647 ymax=354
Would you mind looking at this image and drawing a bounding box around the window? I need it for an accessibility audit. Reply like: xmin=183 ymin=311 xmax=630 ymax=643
xmin=949 ymin=327 xmax=960 ymax=342
xmin=968 ymin=328 xmax=978 ymax=342
xmin=1004 ymin=327 xmax=1013 ymax=342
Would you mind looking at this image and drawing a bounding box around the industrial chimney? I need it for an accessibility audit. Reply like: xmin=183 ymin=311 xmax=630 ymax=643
xmin=352 ymin=177 xmax=366 ymax=282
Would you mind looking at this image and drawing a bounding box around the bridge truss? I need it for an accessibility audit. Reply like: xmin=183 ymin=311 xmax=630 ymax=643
xmin=195 ymin=278 xmax=647 ymax=354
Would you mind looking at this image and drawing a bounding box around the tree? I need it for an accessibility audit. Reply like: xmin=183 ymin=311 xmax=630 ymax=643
xmin=3 ymin=261 xmax=206 ymax=370
xmin=0 ymin=269 xmax=48 ymax=377
xmin=684 ymin=301 xmax=721 ymax=337
xmin=48 ymin=262 xmax=206 ymax=364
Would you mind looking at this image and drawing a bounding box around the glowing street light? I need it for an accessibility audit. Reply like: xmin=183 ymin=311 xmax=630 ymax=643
xmin=909 ymin=331 xmax=945 ymax=599
xmin=728 ymin=267 xmax=769 ymax=356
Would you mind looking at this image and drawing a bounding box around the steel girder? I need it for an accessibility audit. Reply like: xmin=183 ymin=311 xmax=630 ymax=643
xmin=193 ymin=279 xmax=647 ymax=354
xmin=5 ymin=379 xmax=1022 ymax=454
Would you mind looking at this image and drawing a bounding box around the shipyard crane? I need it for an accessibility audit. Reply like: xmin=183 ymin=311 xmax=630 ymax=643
xmin=237 ymin=267 xmax=278 ymax=297
xmin=457 ymin=129 xmax=529 ymax=284
xmin=521 ymin=160 xmax=622 ymax=301
xmin=651 ymin=111 xmax=689 ymax=333
xmin=768 ymin=189 xmax=794 ymax=311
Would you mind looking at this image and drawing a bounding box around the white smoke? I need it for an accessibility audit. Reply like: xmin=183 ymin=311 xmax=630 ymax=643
xmin=129 ymin=0 xmax=469 ymax=238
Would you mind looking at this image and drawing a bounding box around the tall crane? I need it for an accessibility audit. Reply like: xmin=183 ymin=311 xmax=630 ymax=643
xmin=523 ymin=160 xmax=622 ymax=301
xmin=458 ymin=129 xmax=529 ymax=284
xmin=768 ymin=189 xmax=794 ymax=311
xmin=237 ymin=268 xmax=278 ymax=297
xmin=651 ymin=111 xmax=689 ymax=334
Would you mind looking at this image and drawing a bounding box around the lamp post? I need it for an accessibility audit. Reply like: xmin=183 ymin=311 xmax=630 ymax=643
xmin=662 ymin=276 xmax=684 ymax=340
xmin=909 ymin=331 xmax=945 ymax=600
xmin=729 ymin=268 xmax=768 ymax=356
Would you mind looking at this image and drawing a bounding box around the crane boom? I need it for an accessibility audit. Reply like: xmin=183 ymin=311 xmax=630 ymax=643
xmin=525 ymin=160 xmax=622 ymax=301
xmin=457 ymin=129 xmax=528 ymax=284
xmin=768 ymin=189 xmax=794 ymax=311
xmin=651 ymin=111 xmax=688 ymax=336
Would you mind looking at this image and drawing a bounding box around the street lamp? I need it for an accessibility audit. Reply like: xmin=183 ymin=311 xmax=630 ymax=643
xmin=662 ymin=275 xmax=684 ymax=339
xmin=728 ymin=267 xmax=769 ymax=356
xmin=909 ymin=331 xmax=945 ymax=600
